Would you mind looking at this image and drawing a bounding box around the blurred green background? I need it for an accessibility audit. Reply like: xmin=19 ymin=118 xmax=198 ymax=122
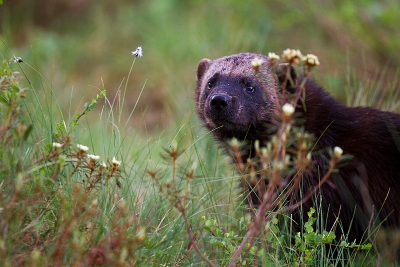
xmin=1 ymin=1 xmax=400 ymax=264
xmin=1 ymin=0 xmax=400 ymax=134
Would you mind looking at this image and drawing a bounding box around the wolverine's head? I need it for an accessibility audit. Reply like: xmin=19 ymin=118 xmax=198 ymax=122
xmin=195 ymin=53 xmax=279 ymax=142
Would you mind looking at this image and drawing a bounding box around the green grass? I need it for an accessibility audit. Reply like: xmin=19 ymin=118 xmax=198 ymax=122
xmin=0 ymin=50 xmax=243 ymax=266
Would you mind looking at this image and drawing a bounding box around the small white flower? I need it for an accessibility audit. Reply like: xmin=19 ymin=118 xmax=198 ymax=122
xmin=268 ymin=52 xmax=280 ymax=60
xmin=52 ymin=142 xmax=63 ymax=148
xmin=251 ymin=57 xmax=264 ymax=68
xmin=282 ymin=103 xmax=295 ymax=117
xmin=132 ymin=46 xmax=143 ymax=57
xmin=302 ymin=54 xmax=320 ymax=67
xmin=251 ymin=57 xmax=264 ymax=73
xmin=230 ymin=137 xmax=239 ymax=148
xmin=112 ymin=157 xmax=122 ymax=166
xmin=77 ymin=144 xmax=89 ymax=152
xmin=100 ymin=161 xmax=107 ymax=168
xmin=334 ymin=146 xmax=343 ymax=158
xmin=13 ymin=56 xmax=23 ymax=63
xmin=267 ymin=52 xmax=280 ymax=66
xmin=87 ymin=154 xmax=100 ymax=161
xmin=282 ymin=49 xmax=302 ymax=65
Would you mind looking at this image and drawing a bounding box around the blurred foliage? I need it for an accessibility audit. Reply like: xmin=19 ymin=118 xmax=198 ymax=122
xmin=1 ymin=0 xmax=399 ymax=132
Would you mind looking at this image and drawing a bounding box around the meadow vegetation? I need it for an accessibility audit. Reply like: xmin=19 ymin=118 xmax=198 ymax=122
xmin=1 ymin=0 xmax=400 ymax=266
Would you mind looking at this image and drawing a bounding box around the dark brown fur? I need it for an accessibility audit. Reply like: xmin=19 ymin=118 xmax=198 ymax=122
xmin=195 ymin=53 xmax=400 ymax=241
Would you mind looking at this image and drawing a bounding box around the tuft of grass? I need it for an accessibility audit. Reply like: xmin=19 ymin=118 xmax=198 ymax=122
xmin=0 ymin=53 xmax=148 ymax=266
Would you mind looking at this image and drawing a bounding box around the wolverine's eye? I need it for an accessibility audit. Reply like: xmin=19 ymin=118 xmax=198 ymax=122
xmin=207 ymin=73 xmax=219 ymax=89
xmin=245 ymin=84 xmax=255 ymax=93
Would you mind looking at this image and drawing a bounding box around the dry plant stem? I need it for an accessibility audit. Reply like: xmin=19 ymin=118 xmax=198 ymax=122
xmin=229 ymin=118 xmax=289 ymax=267
xmin=149 ymin=151 xmax=218 ymax=267
xmin=170 ymin=155 xmax=218 ymax=266
xmin=181 ymin=209 xmax=219 ymax=267
xmin=292 ymin=72 xmax=310 ymax=107
xmin=283 ymin=158 xmax=337 ymax=212
xmin=14 ymin=157 xmax=84 ymax=236
xmin=67 ymin=159 xmax=81 ymax=182
xmin=280 ymin=66 xmax=291 ymax=104
xmin=278 ymin=121 xmax=288 ymax=161
xmin=230 ymin=159 xmax=337 ymax=266
xmin=233 ymin=144 xmax=245 ymax=174
xmin=228 ymin=185 xmax=279 ymax=267
xmin=51 ymin=218 xmax=73 ymax=263
xmin=29 ymin=136 xmax=71 ymax=167
xmin=87 ymin=172 xmax=103 ymax=192
xmin=287 ymin=170 xmax=306 ymax=205
xmin=172 ymin=156 xmax=178 ymax=195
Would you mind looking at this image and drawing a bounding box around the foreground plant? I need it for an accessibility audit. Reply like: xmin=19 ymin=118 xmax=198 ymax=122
xmin=0 ymin=56 xmax=146 ymax=266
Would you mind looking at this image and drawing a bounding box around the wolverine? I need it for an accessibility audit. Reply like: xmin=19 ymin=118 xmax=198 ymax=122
xmin=195 ymin=52 xmax=400 ymax=242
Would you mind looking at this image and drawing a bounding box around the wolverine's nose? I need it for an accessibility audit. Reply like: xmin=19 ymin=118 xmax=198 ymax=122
xmin=210 ymin=95 xmax=229 ymax=110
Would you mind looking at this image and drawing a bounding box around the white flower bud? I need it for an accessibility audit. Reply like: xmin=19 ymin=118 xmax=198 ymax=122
xmin=77 ymin=144 xmax=89 ymax=152
xmin=282 ymin=49 xmax=302 ymax=65
xmin=87 ymin=154 xmax=100 ymax=161
xmin=268 ymin=52 xmax=280 ymax=66
xmin=334 ymin=146 xmax=343 ymax=158
xmin=282 ymin=103 xmax=295 ymax=119
xmin=112 ymin=157 xmax=122 ymax=166
xmin=52 ymin=142 xmax=63 ymax=148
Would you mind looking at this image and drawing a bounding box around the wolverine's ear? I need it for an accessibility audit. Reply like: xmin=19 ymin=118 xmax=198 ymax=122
xmin=275 ymin=63 xmax=299 ymax=92
xmin=197 ymin=58 xmax=212 ymax=81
